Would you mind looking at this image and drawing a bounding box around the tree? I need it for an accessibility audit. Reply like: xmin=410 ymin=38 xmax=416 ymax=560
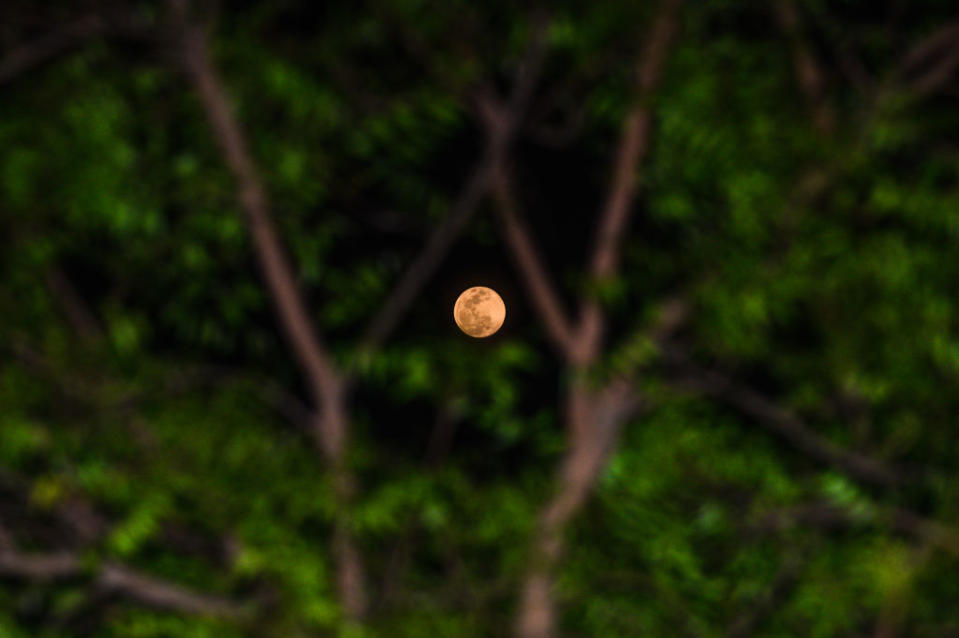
xmin=1 ymin=1 xmax=959 ymax=637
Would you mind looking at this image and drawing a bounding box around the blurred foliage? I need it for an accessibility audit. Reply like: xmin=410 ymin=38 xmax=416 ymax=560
xmin=1 ymin=0 xmax=959 ymax=636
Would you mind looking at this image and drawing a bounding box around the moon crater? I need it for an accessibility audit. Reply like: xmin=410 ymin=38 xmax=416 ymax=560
xmin=454 ymin=286 xmax=506 ymax=338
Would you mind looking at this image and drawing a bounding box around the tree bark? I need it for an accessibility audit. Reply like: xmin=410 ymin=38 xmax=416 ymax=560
xmin=0 ymin=549 xmax=244 ymax=618
xmin=516 ymin=379 xmax=637 ymax=638
xmin=505 ymin=2 xmax=682 ymax=635
xmin=168 ymin=2 xmax=365 ymax=619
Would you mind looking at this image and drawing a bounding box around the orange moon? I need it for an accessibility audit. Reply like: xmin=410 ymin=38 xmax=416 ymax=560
xmin=453 ymin=286 xmax=506 ymax=338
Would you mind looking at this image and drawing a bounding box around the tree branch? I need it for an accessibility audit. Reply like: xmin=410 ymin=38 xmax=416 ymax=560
xmin=98 ymin=562 xmax=244 ymax=617
xmin=355 ymin=15 xmax=549 ymax=366
xmin=511 ymin=4 xmax=682 ymax=635
xmin=0 ymin=550 xmax=244 ymax=618
xmin=911 ymin=46 xmax=959 ymax=97
xmin=588 ymin=0 xmax=682 ymax=282
xmin=753 ymin=502 xmax=959 ymax=558
xmin=515 ymin=378 xmax=640 ymax=638
xmin=0 ymin=15 xmax=105 ymax=85
xmin=576 ymin=0 xmax=682 ymax=365
xmin=893 ymin=21 xmax=959 ymax=97
xmin=667 ymin=358 xmax=908 ymax=487
xmin=167 ymin=0 xmax=366 ymax=619
xmin=168 ymin=1 xmax=343 ymax=454
xmin=775 ymin=0 xmax=836 ymax=135
xmin=489 ymin=162 xmax=577 ymax=357
xmin=357 ymin=159 xmax=492 ymax=359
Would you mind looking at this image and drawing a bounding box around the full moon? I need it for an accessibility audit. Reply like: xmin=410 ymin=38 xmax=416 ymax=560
xmin=453 ymin=286 xmax=506 ymax=338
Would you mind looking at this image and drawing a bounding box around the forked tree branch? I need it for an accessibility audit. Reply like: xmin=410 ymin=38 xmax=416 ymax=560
xmin=356 ymin=16 xmax=550 ymax=366
xmin=510 ymin=4 xmax=683 ymax=635
xmin=358 ymin=159 xmax=494 ymax=359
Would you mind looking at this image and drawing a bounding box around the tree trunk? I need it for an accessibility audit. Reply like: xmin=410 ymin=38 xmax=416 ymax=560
xmin=516 ymin=379 xmax=632 ymax=638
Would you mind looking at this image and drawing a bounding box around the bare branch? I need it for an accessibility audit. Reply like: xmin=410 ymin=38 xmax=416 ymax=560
xmin=893 ymin=20 xmax=959 ymax=96
xmin=168 ymin=2 xmax=343 ymax=453
xmin=489 ymin=162 xmax=577 ymax=357
xmin=0 ymin=550 xmax=244 ymax=618
xmin=516 ymin=379 xmax=640 ymax=638
xmin=97 ymin=563 xmax=243 ymax=617
xmin=512 ymin=4 xmax=682 ymax=635
xmin=0 ymin=551 xmax=83 ymax=580
xmin=775 ymin=1 xmax=836 ymax=135
xmin=355 ymin=16 xmax=550 ymax=366
xmin=911 ymin=44 xmax=959 ymax=97
xmin=475 ymin=17 xmax=582 ymax=359
xmin=357 ymin=163 xmax=492 ymax=361
xmin=588 ymin=0 xmax=682 ymax=282
xmin=0 ymin=16 xmax=105 ymax=85
xmin=577 ymin=0 xmax=682 ymax=365
xmin=667 ymin=358 xmax=908 ymax=487
xmin=754 ymin=502 xmax=959 ymax=558
xmin=167 ymin=1 xmax=366 ymax=618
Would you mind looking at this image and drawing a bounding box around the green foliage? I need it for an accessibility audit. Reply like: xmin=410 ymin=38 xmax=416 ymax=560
xmin=2 ymin=0 xmax=959 ymax=636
